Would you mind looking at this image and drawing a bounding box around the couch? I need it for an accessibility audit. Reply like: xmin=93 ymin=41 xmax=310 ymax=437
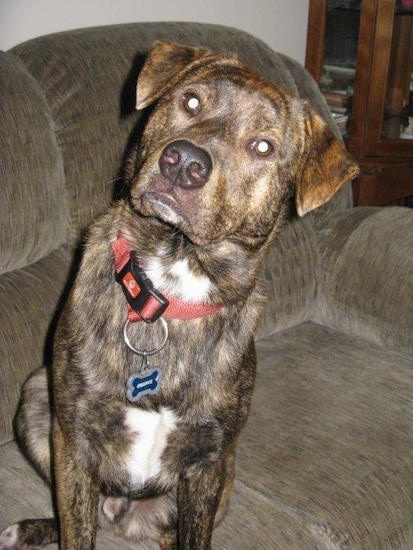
xmin=1 ymin=22 xmax=412 ymax=549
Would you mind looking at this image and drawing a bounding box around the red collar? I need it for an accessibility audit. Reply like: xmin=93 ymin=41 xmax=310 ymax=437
xmin=112 ymin=235 xmax=223 ymax=323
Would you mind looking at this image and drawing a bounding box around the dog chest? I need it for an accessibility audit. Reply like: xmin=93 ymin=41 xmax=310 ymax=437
xmin=123 ymin=406 xmax=177 ymax=487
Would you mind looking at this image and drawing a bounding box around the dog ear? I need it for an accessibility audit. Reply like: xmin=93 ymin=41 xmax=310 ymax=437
xmin=136 ymin=40 xmax=211 ymax=110
xmin=295 ymin=109 xmax=359 ymax=217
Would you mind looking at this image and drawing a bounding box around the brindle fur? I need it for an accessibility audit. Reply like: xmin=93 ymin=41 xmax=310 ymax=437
xmin=0 ymin=41 xmax=358 ymax=550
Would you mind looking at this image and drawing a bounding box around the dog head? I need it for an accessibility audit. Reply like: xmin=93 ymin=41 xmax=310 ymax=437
xmin=128 ymin=41 xmax=358 ymax=249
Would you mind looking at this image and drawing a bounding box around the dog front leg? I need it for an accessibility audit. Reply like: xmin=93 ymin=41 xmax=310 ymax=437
xmin=177 ymin=458 xmax=225 ymax=550
xmin=53 ymin=421 xmax=99 ymax=550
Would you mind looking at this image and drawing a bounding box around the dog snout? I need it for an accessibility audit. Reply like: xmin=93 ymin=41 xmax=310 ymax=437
xmin=159 ymin=140 xmax=212 ymax=189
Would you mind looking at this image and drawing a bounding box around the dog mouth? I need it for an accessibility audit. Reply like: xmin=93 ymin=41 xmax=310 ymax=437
xmin=139 ymin=188 xmax=184 ymax=226
xmin=133 ymin=175 xmax=194 ymax=228
xmin=132 ymin=175 xmax=222 ymax=246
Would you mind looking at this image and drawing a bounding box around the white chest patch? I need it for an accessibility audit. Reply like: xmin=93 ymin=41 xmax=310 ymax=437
xmin=145 ymin=254 xmax=214 ymax=302
xmin=124 ymin=407 xmax=177 ymax=487
xmin=169 ymin=258 xmax=213 ymax=301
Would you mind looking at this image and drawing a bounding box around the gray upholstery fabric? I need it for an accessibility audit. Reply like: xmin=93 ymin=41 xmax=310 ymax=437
xmin=0 ymin=51 xmax=66 ymax=274
xmin=0 ymin=248 xmax=72 ymax=441
xmin=248 ymin=324 xmax=413 ymax=548
xmin=257 ymin=215 xmax=319 ymax=339
xmin=1 ymin=21 xmax=412 ymax=548
xmin=316 ymin=206 xmax=413 ymax=353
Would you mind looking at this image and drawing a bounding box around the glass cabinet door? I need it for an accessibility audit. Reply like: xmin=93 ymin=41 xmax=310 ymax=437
xmin=353 ymin=0 xmax=413 ymax=157
xmin=306 ymin=0 xmax=413 ymax=205
xmin=382 ymin=3 xmax=413 ymax=141
xmin=317 ymin=1 xmax=362 ymax=139
xmin=316 ymin=0 xmax=413 ymax=155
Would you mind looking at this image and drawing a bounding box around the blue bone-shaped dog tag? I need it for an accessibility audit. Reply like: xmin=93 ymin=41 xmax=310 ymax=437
xmin=126 ymin=369 xmax=160 ymax=402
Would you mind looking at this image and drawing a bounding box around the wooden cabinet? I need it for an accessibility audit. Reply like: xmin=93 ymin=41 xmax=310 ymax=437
xmin=306 ymin=0 xmax=413 ymax=206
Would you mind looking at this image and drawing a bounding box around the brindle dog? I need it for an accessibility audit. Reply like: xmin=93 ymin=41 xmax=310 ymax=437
xmin=0 ymin=41 xmax=358 ymax=550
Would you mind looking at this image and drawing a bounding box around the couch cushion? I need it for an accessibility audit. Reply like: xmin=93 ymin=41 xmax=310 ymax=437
xmin=0 ymin=440 xmax=319 ymax=549
xmin=0 ymin=441 xmax=156 ymax=549
xmin=1 ymin=322 xmax=411 ymax=548
xmin=245 ymin=322 xmax=413 ymax=547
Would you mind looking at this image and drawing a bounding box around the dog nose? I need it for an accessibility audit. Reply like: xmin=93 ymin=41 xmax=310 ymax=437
xmin=159 ymin=140 xmax=212 ymax=189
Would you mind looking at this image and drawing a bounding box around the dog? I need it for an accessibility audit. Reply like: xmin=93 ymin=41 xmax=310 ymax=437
xmin=0 ymin=40 xmax=358 ymax=550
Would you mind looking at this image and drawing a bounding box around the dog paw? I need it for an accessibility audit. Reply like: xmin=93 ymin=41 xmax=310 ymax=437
xmin=101 ymin=496 xmax=128 ymax=523
xmin=0 ymin=524 xmax=20 ymax=549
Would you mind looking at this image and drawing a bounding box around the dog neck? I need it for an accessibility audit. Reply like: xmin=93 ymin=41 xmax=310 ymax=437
xmin=117 ymin=202 xmax=266 ymax=308
xmin=112 ymin=234 xmax=223 ymax=322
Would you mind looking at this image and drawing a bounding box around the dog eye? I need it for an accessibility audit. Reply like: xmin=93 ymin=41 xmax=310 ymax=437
xmin=250 ymin=139 xmax=274 ymax=157
xmin=182 ymin=93 xmax=201 ymax=115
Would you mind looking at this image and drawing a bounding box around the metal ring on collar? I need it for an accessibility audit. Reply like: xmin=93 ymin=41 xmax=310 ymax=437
xmin=123 ymin=317 xmax=169 ymax=356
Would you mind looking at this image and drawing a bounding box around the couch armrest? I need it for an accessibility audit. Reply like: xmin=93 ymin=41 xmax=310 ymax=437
xmin=0 ymin=51 xmax=66 ymax=274
xmin=316 ymin=206 xmax=413 ymax=353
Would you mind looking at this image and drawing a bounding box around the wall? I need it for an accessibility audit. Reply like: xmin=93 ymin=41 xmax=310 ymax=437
xmin=0 ymin=0 xmax=309 ymax=63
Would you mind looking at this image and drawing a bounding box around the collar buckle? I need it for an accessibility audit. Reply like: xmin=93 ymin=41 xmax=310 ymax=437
xmin=115 ymin=250 xmax=169 ymax=323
